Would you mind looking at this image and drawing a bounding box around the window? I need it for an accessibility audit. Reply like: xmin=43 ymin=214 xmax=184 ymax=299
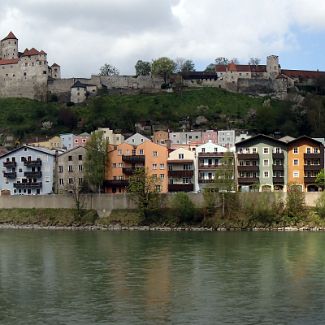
xmin=153 ymin=151 xmax=158 ymax=157
xmin=152 ymin=164 xmax=157 ymax=170
xmin=160 ymin=174 xmax=165 ymax=180
xmin=78 ymin=165 xmax=83 ymax=172
xmin=263 ymin=159 xmax=269 ymax=166
xmin=202 ymin=148 xmax=206 ymax=153
xmin=160 ymin=164 xmax=165 ymax=169
xmin=68 ymin=156 xmax=72 ymax=161
xmin=179 ymin=154 xmax=184 ymax=159
xmin=118 ymin=149 xmax=122 ymax=155
xmin=152 ymin=174 xmax=157 ymax=179
xmin=139 ymin=149 xmax=144 ymax=155
xmin=314 ymin=148 xmax=319 ymax=153
xmin=68 ymin=178 xmax=73 ymax=184
xmin=68 ymin=165 xmax=73 ymax=172
xmin=79 ymin=178 xmax=83 ymax=185
xmin=293 ymin=171 xmax=299 ymax=178
xmin=182 ymin=178 xmax=190 ymax=184
xmin=306 ymin=148 xmax=311 ymax=154
xmin=264 ymin=171 xmax=269 ymax=178
xmin=293 ymin=159 xmax=299 ymax=166
xmin=263 ymin=148 xmax=269 ymax=154
xmin=58 ymin=166 xmax=63 ymax=173
xmin=293 ymin=147 xmax=298 ymax=154
xmin=112 ymin=163 xmax=116 ymax=168
xmin=78 ymin=155 xmax=82 ymax=161
xmin=155 ymin=185 xmax=161 ymax=192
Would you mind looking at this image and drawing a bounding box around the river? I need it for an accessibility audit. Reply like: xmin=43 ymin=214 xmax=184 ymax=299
xmin=0 ymin=231 xmax=324 ymax=324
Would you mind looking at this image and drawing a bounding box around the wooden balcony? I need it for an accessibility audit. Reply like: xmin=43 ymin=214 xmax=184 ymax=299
xmin=13 ymin=182 xmax=42 ymax=189
xmin=24 ymin=159 xmax=42 ymax=167
xmin=198 ymin=152 xmax=225 ymax=158
xmin=272 ymin=152 xmax=284 ymax=159
xmin=273 ymin=177 xmax=284 ymax=184
xmin=304 ymin=176 xmax=317 ymax=184
xmin=168 ymin=170 xmax=194 ymax=178
xmin=122 ymin=155 xmax=145 ymax=164
xmin=237 ymin=153 xmax=259 ymax=160
xmin=304 ymin=165 xmax=322 ymax=172
xmin=168 ymin=184 xmax=194 ymax=192
xmin=3 ymin=161 xmax=17 ymax=168
xmin=104 ymin=179 xmax=129 ymax=187
xmin=3 ymin=172 xmax=17 ymax=179
xmin=304 ymin=153 xmax=322 ymax=160
xmin=198 ymin=179 xmax=215 ymax=184
xmin=237 ymin=177 xmax=259 ymax=185
xmin=198 ymin=164 xmax=221 ymax=170
xmin=24 ymin=171 xmax=42 ymax=178
xmin=237 ymin=165 xmax=259 ymax=172
xmin=272 ymin=165 xmax=284 ymax=171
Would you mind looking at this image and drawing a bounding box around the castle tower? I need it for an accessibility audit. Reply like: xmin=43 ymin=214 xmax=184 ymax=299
xmin=1 ymin=31 xmax=18 ymax=59
xmin=266 ymin=55 xmax=280 ymax=79
xmin=51 ymin=63 xmax=61 ymax=79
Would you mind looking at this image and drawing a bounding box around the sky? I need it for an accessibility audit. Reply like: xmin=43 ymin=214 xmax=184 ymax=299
xmin=1 ymin=0 xmax=325 ymax=78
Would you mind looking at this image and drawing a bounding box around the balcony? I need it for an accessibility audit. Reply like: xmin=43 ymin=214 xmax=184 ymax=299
xmin=168 ymin=183 xmax=194 ymax=192
xmin=24 ymin=159 xmax=42 ymax=167
xmin=304 ymin=165 xmax=322 ymax=172
xmin=272 ymin=165 xmax=284 ymax=171
xmin=272 ymin=152 xmax=284 ymax=159
xmin=168 ymin=170 xmax=194 ymax=178
xmin=237 ymin=165 xmax=259 ymax=172
xmin=237 ymin=177 xmax=259 ymax=185
xmin=24 ymin=171 xmax=42 ymax=178
xmin=304 ymin=153 xmax=322 ymax=160
xmin=3 ymin=172 xmax=17 ymax=179
xmin=199 ymin=164 xmax=221 ymax=170
xmin=13 ymin=182 xmax=42 ymax=189
xmin=122 ymin=155 xmax=145 ymax=164
xmin=198 ymin=152 xmax=225 ymax=157
xmin=104 ymin=179 xmax=129 ymax=187
xmin=304 ymin=176 xmax=317 ymax=184
xmin=237 ymin=153 xmax=259 ymax=160
xmin=273 ymin=176 xmax=284 ymax=184
xmin=3 ymin=161 xmax=16 ymax=168
xmin=198 ymin=179 xmax=215 ymax=184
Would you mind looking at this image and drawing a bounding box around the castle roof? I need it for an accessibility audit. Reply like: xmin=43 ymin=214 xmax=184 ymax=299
xmin=215 ymin=64 xmax=266 ymax=73
xmin=281 ymin=69 xmax=325 ymax=79
xmin=51 ymin=63 xmax=60 ymax=67
xmin=1 ymin=31 xmax=17 ymax=41
xmin=39 ymin=50 xmax=47 ymax=55
xmin=0 ymin=58 xmax=19 ymax=66
xmin=22 ymin=48 xmax=40 ymax=57
xmin=71 ymin=81 xmax=87 ymax=89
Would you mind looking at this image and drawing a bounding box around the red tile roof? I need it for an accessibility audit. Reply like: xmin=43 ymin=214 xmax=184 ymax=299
xmin=39 ymin=50 xmax=47 ymax=55
xmin=215 ymin=64 xmax=266 ymax=73
xmin=1 ymin=31 xmax=17 ymax=41
xmin=281 ymin=69 xmax=325 ymax=79
xmin=0 ymin=58 xmax=19 ymax=66
xmin=51 ymin=63 xmax=60 ymax=67
xmin=22 ymin=48 xmax=40 ymax=57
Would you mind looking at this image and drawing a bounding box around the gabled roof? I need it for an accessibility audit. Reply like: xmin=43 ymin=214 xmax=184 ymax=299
xmin=58 ymin=145 xmax=86 ymax=157
xmin=71 ymin=81 xmax=87 ymax=89
xmin=22 ymin=48 xmax=40 ymax=57
xmin=51 ymin=63 xmax=60 ymax=67
xmin=0 ymin=145 xmax=56 ymax=159
xmin=1 ymin=31 xmax=17 ymax=41
xmin=235 ymin=134 xmax=286 ymax=147
xmin=39 ymin=50 xmax=47 ymax=55
xmin=287 ymin=135 xmax=324 ymax=146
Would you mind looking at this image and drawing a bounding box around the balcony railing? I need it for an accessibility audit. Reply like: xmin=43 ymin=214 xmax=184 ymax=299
xmin=273 ymin=176 xmax=284 ymax=184
xmin=304 ymin=165 xmax=321 ymax=172
xmin=272 ymin=152 xmax=284 ymax=159
xmin=24 ymin=159 xmax=42 ymax=167
xmin=304 ymin=153 xmax=322 ymax=160
xmin=198 ymin=179 xmax=215 ymax=184
xmin=24 ymin=171 xmax=42 ymax=178
xmin=198 ymin=152 xmax=225 ymax=157
xmin=3 ymin=172 xmax=17 ymax=179
xmin=122 ymin=155 xmax=145 ymax=164
xmin=237 ymin=177 xmax=259 ymax=185
xmin=13 ymin=182 xmax=42 ymax=189
xmin=272 ymin=165 xmax=284 ymax=171
xmin=304 ymin=176 xmax=317 ymax=184
xmin=237 ymin=153 xmax=259 ymax=160
xmin=168 ymin=183 xmax=194 ymax=192
xmin=198 ymin=164 xmax=221 ymax=169
xmin=237 ymin=165 xmax=259 ymax=172
xmin=104 ymin=179 xmax=129 ymax=187
xmin=3 ymin=161 xmax=17 ymax=168
xmin=168 ymin=170 xmax=194 ymax=178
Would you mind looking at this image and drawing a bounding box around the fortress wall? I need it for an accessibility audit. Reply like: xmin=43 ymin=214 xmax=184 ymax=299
xmin=237 ymin=78 xmax=274 ymax=95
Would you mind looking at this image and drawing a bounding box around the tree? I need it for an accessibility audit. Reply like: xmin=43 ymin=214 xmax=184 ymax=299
xmin=285 ymin=184 xmax=306 ymax=223
xmin=127 ymin=168 xmax=161 ymax=219
xmin=84 ymin=131 xmax=108 ymax=193
xmin=135 ymin=60 xmax=151 ymax=76
xmin=99 ymin=63 xmax=119 ymax=76
xmin=175 ymin=57 xmax=195 ymax=73
xmin=249 ymin=57 xmax=261 ymax=65
xmin=215 ymin=57 xmax=229 ymax=65
xmin=205 ymin=63 xmax=216 ymax=72
xmin=171 ymin=192 xmax=195 ymax=223
xmin=230 ymin=58 xmax=239 ymax=64
xmin=151 ymin=57 xmax=176 ymax=84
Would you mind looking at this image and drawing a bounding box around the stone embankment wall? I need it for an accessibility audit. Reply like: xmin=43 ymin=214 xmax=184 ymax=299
xmin=0 ymin=192 xmax=321 ymax=215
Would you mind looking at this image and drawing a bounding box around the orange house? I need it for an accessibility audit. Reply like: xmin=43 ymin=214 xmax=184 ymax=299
xmin=104 ymin=140 xmax=168 ymax=193
xmin=287 ymin=136 xmax=324 ymax=192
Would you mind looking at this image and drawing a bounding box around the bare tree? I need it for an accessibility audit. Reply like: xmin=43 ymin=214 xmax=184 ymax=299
xmin=248 ymin=57 xmax=261 ymax=65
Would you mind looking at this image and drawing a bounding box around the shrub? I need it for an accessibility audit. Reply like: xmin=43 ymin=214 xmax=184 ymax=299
xmin=315 ymin=192 xmax=325 ymax=219
xmin=171 ymin=192 xmax=195 ymax=223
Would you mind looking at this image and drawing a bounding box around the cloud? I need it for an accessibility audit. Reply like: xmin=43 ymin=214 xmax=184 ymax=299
xmin=0 ymin=0 xmax=325 ymax=76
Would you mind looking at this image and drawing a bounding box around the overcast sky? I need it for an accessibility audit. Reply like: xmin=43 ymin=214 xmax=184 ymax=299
xmin=1 ymin=0 xmax=325 ymax=77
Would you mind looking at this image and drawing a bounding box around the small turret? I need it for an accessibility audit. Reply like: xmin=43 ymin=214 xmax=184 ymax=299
xmin=1 ymin=31 xmax=18 ymax=59
xmin=51 ymin=63 xmax=61 ymax=79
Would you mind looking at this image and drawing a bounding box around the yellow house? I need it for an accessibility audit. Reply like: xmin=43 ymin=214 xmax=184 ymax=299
xmin=28 ymin=136 xmax=62 ymax=150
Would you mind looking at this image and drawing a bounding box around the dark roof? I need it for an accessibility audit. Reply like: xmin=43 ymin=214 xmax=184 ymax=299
xmin=51 ymin=63 xmax=60 ymax=67
xmin=71 ymin=81 xmax=87 ymax=89
xmin=235 ymin=134 xmax=286 ymax=147
xmin=181 ymin=71 xmax=218 ymax=80
xmin=1 ymin=31 xmax=17 ymax=41
xmin=281 ymin=69 xmax=325 ymax=79
xmin=287 ymin=135 xmax=324 ymax=146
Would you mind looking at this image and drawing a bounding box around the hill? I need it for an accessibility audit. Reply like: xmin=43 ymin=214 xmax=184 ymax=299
xmin=0 ymin=88 xmax=323 ymax=144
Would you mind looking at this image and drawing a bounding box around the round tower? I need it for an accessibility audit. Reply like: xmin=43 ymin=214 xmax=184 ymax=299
xmin=266 ymin=55 xmax=280 ymax=79
xmin=1 ymin=31 xmax=18 ymax=59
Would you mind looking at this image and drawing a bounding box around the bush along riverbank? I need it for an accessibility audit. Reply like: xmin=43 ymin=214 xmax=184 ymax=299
xmin=1 ymin=190 xmax=325 ymax=231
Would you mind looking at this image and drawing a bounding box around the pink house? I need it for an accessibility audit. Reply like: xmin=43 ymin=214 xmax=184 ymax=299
xmin=73 ymin=132 xmax=90 ymax=147
xmin=202 ymin=130 xmax=218 ymax=144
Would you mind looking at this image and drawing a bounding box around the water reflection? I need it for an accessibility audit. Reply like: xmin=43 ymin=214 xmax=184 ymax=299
xmin=0 ymin=231 xmax=324 ymax=324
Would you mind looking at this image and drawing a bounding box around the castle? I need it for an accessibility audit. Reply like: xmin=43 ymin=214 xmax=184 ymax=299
xmin=0 ymin=31 xmax=61 ymax=101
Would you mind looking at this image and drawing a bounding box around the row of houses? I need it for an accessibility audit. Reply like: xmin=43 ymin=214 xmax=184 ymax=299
xmin=0 ymin=133 xmax=323 ymax=196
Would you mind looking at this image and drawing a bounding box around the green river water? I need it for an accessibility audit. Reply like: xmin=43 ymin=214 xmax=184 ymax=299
xmin=0 ymin=230 xmax=324 ymax=324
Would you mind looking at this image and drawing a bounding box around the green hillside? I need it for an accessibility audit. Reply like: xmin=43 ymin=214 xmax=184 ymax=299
xmin=0 ymin=87 xmax=322 ymax=144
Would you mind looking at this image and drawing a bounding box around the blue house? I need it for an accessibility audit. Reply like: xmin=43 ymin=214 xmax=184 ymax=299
xmin=0 ymin=146 xmax=56 ymax=195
